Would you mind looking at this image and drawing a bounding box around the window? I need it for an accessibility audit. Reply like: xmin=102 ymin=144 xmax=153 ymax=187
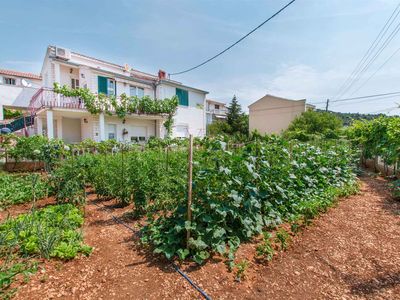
xmin=3 ymin=77 xmax=16 ymax=85
xmin=98 ymin=76 xmax=115 ymax=96
xmin=214 ymin=104 xmax=220 ymax=110
xmin=107 ymin=79 xmax=116 ymax=96
xmin=176 ymin=88 xmax=189 ymax=106
xmin=130 ymin=86 xmax=145 ymax=98
xmin=71 ymin=78 xmax=79 ymax=89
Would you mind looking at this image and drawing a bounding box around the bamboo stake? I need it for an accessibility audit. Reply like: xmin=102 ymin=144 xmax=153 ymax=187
xmin=186 ymin=134 xmax=194 ymax=248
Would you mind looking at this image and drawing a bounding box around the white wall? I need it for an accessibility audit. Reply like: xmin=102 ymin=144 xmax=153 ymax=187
xmin=62 ymin=117 xmax=81 ymax=143
xmin=157 ymin=83 xmax=206 ymax=137
xmin=0 ymin=84 xmax=40 ymax=108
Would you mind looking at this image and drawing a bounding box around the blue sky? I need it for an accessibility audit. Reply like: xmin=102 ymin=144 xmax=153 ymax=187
xmin=1 ymin=0 xmax=400 ymax=114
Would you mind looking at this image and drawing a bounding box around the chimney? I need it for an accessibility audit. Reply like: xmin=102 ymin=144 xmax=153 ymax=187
xmin=158 ymin=69 xmax=166 ymax=80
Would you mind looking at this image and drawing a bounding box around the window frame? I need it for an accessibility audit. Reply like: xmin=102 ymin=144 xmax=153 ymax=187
xmin=3 ymin=77 xmax=16 ymax=85
xmin=176 ymin=88 xmax=189 ymax=106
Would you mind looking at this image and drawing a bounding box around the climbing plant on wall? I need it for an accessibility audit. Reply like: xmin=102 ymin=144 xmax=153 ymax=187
xmin=53 ymin=83 xmax=178 ymax=135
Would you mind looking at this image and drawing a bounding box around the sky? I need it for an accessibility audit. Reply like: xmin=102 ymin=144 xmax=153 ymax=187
xmin=1 ymin=0 xmax=400 ymax=115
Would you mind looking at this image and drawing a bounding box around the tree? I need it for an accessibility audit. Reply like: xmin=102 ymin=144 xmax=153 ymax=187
xmin=226 ymin=95 xmax=248 ymax=135
xmin=284 ymin=110 xmax=343 ymax=141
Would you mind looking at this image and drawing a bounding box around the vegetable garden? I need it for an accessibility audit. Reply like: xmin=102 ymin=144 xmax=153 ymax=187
xmin=1 ymin=114 xmax=399 ymax=298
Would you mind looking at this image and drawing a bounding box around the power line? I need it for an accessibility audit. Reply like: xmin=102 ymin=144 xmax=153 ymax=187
xmin=332 ymin=94 xmax=400 ymax=108
xmin=338 ymin=21 xmax=400 ymax=97
xmin=331 ymin=91 xmax=400 ymax=103
xmin=348 ymin=45 xmax=400 ymax=97
xmin=249 ymin=91 xmax=400 ymax=113
xmin=169 ymin=0 xmax=297 ymax=76
xmin=332 ymin=2 xmax=400 ymax=100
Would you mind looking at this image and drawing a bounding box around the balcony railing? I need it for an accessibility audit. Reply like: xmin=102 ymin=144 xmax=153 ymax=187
xmin=207 ymin=108 xmax=228 ymax=115
xmin=29 ymin=88 xmax=86 ymax=114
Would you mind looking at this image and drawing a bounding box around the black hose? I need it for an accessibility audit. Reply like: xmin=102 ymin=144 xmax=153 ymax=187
xmin=91 ymin=201 xmax=212 ymax=299
xmin=172 ymin=263 xmax=212 ymax=300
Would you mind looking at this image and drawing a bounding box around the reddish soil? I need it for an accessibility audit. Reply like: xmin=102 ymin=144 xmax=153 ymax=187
xmin=7 ymin=175 xmax=400 ymax=299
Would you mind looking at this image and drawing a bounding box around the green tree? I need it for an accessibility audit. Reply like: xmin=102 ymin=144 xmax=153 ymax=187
xmin=285 ymin=110 xmax=343 ymax=141
xmin=226 ymin=95 xmax=248 ymax=135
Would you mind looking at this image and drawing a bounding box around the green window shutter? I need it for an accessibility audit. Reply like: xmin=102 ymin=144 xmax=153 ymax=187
xmin=176 ymin=88 xmax=189 ymax=106
xmin=98 ymin=76 xmax=108 ymax=95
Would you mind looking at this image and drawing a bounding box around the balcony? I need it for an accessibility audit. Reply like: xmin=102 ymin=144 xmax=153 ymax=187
xmin=207 ymin=108 xmax=228 ymax=116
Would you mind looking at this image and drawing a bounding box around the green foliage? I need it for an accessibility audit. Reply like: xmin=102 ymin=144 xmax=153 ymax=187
xmin=226 ymin=96 xmax=248 ymax=135
xmin=391 ymin=179 xmax=400 ymax=200
xmin=0 ymin=173 xmax=49 ymax=210
xmin=285 ymin=110 xmax=343 ymax=141
xmin=207 ymin=120 xmax=231 ymax=136
xmin=255 ymin=232 xmax=274 ymax=261
xmin=49 ymin=155 xmax=97 ymax=205
xmin=0 ymin=261 xmax=37 ymax=299
xmin=141 ymin=137 xmax=358 ymax=264
xmin=0 ymin=204 xmax=91 ymax=296
xmin=207 ymin=95 xmax=249 ymax=137
xmin=347 ymin=116 xmax=400 ymax=166
xmin=274 ymin=229 xmax=291 ymax=251
xmin=0 ymin=204 xmax=91 ymax=259
xmin=53 ymin=83 xmax=178 ymax=136
xmin=234 ymin=259 xmax=249 ymax=282
xmin=3 ymin=108 xmax=23 ymax=120
xmin=323 ymin=109 xmax=388 ymax=126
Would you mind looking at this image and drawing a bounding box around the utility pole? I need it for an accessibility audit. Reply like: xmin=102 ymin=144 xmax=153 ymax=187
xmin=325 ymin=99 xmax=330 ymax=112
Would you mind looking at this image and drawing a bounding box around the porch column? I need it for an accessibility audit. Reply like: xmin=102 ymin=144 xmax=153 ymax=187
xmin=155 ymin=119 xmax=163 ymax=138
xmin=99 ymin=113 xmax=106 ymax=141
xmin=0 ymin=104 xmax=3 ymax=120
xmin=56 ymin=117 xmax=63 ymax=140
xmin=36 ymin=117 xmax=43 ymax=135
xmin=46 ymin=110 xmax=54 ymax=139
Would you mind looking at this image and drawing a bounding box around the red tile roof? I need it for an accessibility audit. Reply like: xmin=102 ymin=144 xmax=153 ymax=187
xmin=0 ymin=68 xmax=41 ymax=80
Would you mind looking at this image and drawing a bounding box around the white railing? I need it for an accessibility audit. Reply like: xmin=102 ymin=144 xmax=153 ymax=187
xmin=207 ymin=108 xmax=227 ymax=115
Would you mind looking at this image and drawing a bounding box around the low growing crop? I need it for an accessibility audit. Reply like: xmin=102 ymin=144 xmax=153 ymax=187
xmin=0 ymin=204 xmax=91 ymax=259
xmin=0 ymin=173 xmax=49 ymax=210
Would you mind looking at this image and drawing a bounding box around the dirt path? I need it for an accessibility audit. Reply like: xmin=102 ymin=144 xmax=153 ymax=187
xmin=12 ymin=175 xmax=400 ymax=299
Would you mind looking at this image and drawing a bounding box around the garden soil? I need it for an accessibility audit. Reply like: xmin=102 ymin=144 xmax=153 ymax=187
xmin=7 ymin=175 xmax=400 ymax=299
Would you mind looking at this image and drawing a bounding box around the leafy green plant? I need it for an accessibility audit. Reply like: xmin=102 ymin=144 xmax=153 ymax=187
xmin=141 ymin=137 xmax=358 ymax=264
xmin=391 ymin=179 xmax=400 ymax=200
xmin=255 ymin=232 xmax=274 ymax=261
xmin=235 ymin=260 xmax=249 ymax=282
xmin=0 ymin=173 xmax=49 ymax=210
xmin=53 ymin=83 xmax=178 ymax=135
xmin=274 ymin=229 xmax=291 ymax=251
xmin=0 ymin=204 xmax=91 ymax=259
xmin=0 ymin=204 xmax=91 ymax=296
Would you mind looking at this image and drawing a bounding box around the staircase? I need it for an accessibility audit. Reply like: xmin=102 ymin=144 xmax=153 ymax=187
xmin=0 ymin=115 xmax=35 ymax=134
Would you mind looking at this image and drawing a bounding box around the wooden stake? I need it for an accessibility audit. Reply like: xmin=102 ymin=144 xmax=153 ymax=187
xmin=186 ymin=134 xmax=194 ymax=247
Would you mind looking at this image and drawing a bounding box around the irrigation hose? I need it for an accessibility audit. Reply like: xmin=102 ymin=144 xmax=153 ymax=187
xmin=172 ymin=263 xmax=212 ymax=300
xmin=91 ymin=201 xmax=212 ymax=299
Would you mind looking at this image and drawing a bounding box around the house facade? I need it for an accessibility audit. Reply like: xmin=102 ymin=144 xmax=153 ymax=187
xmin=0 ymin=69 xmax=42 ymax=120
xmin=249 ymin=94 xmax=315 ymax=135
xmin=1 ymin=45 xmax=208 ymax=143
xmin=206 ymin=99 xmax=227 ymax=125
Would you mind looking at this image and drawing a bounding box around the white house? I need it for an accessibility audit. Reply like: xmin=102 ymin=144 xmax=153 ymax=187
xmin=1 ymin=45 xmax=208 ymax=143
xmin=0 ymin=69 xmax=42 ymax=120
xmin=206 ymin=99 xmax=228 ymax=125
